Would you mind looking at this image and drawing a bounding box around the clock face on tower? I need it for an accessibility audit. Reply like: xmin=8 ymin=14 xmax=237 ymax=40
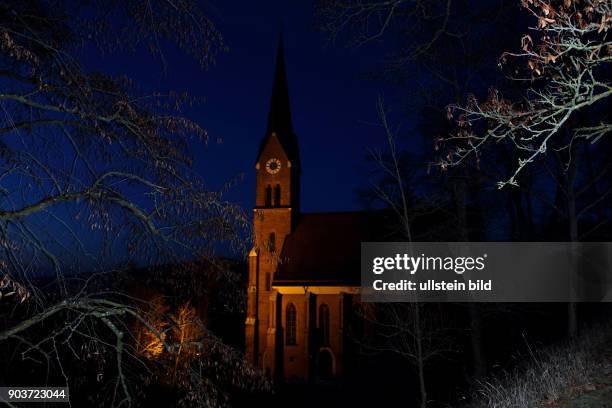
xmin=265 ymin=158 xmax=281 ymax=174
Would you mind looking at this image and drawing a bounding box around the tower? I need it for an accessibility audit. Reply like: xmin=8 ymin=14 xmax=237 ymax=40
xmin=245 ymin=34 xmax=300 ymax=376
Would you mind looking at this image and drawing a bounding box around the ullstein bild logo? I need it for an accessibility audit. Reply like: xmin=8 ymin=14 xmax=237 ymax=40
xmin=361 ymin=242 xmax=612 ymax=303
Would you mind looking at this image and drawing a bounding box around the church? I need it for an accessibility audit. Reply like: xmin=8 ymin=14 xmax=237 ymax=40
xmin=244 ymin=37 xmax=391 ymax=383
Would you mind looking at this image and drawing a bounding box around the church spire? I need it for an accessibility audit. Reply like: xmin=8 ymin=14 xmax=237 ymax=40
xmin=266 ymin=32 xmax=293 ymax=135
xmin=257 ymin=31 xmax=299 ymax=169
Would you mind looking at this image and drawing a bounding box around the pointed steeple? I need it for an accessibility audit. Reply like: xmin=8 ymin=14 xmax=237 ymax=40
xmin=256 ymin=31 xmax=300 ymax=169
xmin=266 ymin=31 xmax=293 ymax=136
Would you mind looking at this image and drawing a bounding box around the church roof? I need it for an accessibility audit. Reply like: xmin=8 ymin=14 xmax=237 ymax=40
xmin=256 ymin=33 xmax=300 ymax=167
xmin=273 ymin=211 xmax=396 ymax=286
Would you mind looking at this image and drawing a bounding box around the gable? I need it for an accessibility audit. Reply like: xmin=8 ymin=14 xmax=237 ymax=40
xmin=256 ymin=132 xmax=290 ymax=165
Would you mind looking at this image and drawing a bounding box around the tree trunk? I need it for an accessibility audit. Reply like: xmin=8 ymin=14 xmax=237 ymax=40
xmin=469 ymin=304 xmax=486 ymax=378
xmin=414 ymin=304 xmax=427 ymax=408
xmin=565 ymin=142 xmax=579 ymax=337
xmin=453 ymin=177 xmax=487 ymax=378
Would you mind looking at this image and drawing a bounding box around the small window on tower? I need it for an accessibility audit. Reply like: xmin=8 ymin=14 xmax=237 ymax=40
xmin=274 ymin=184 xmax=281 ymax=207
xmin=265 ymin=272 xmax=271 ymax=291
xmin=286 ymin=303 xmax=297 ymax=345
xmin=269 ymin=232 xmax=276 ymax=253
xmin=265 ymin=185 xmax=272 ymax=207
xmin=319 ymin=304 xmax=330 ymax=346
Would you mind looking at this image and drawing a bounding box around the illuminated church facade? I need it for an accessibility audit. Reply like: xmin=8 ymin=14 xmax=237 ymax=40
xmin=244 ymin=38 xmax=388 ymax=383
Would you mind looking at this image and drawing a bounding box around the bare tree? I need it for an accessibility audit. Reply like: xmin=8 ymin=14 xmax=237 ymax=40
xmin=358 ymin=99 xmax=456 ymax=408
xmin=317 ymin=0 xmax=454 ymax=56
xmin=318 ymin=1 xmax=530 ymax=378
xmin=438 ymin=0 xmax=611 ymax=336
xmin=0 ymin=1 xmax=263 ymax=406
xmin=440 ymin=0 xmax=611 ymax=188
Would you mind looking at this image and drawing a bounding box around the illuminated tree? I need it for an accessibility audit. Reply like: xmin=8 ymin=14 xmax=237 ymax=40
xmin=171 ymin=302 xmax=205 ymax=382
xmin=136 ymin=297 xmax=170 ymax=359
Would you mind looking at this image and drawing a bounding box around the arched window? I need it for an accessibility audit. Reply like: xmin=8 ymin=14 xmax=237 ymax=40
xmin=265 ymin=185 xmax=272 ymax=207
xmin=274 ymin=184 xmax=281 ymax=207
xmin=319 ymin=304 xmax=330 ymax=346
xmin=286 ymin=303 xmax=297 ymax=345
xmin=268 ymin=232 xmax=276 ymax=253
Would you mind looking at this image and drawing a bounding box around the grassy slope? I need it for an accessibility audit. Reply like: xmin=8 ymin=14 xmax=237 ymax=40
xmin=557 ymin=355 xmax=612 ymax=408
xmin=469 ymin=323 xmax=612 ymax=408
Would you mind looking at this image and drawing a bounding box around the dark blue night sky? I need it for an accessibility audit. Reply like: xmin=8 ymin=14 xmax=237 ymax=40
xmin=85 ymin=1 xmax=396 ymax=215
